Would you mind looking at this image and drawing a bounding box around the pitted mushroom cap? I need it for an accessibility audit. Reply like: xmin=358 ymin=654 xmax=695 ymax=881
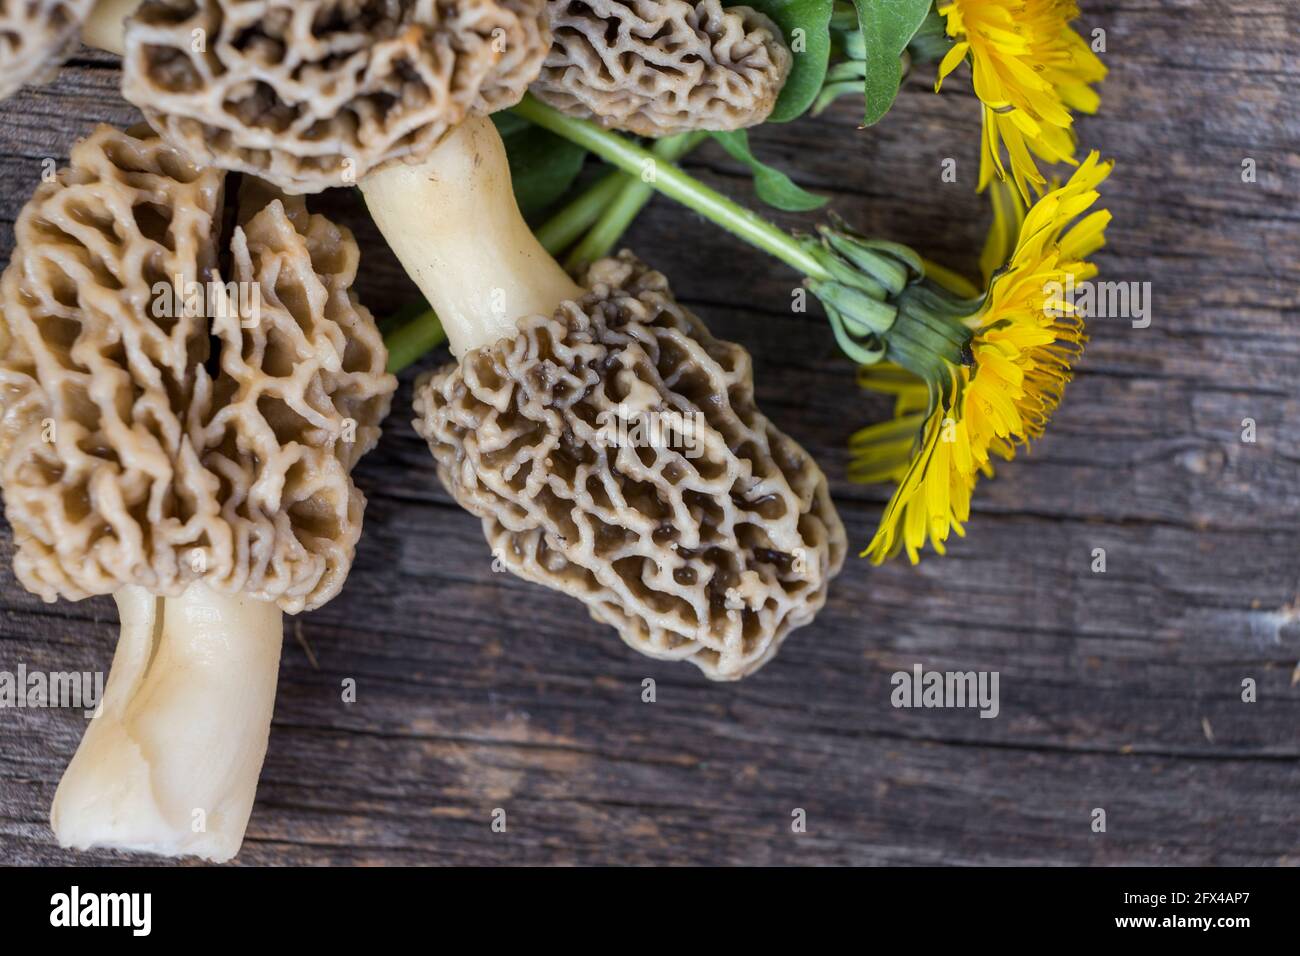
xmin=0 ymin=0 xmax=95 ymax=100
xmin=414 ymin=253 xmax=845 ymax=679
xmin=120 ymin=0 xmax=551 ymax=194
xmin=531 ymin=0 xmax=791 ymax=136
xmin=0 ymin=124 xmax=396 ymax=612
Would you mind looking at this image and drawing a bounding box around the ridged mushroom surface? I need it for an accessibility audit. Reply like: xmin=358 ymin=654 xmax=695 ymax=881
xmin=415 ymin=253 xmax=845 ymax=679
xmin=531 ymin=0 xmax=791 ymax=135
xmin=0 ymin=124 xmax=395 ymax=612
xmin=0 ymin=0 xmax=95 ymax=99
xmin=121 ymin=0 xmax=551 ymax=193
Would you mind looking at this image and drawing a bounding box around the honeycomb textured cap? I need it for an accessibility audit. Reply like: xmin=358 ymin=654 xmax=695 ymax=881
xmin=531 ymin=0 xmax=791 ymax=136
xmin=121 ymin=0 xmax=551 ymax=194
xmin=0 ymin=0 xmax=95 ymax=100
xmin=414 ymin=253 xmax=845 ymax=679
xmin=0 ymin=124 xmax=396 ymax=612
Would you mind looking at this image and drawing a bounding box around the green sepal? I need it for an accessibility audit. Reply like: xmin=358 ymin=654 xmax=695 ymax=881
xmin=823 ymin=301 xmax=888 ymax=365
xmin=821 ymin=229 xmax=913 ymax=294
xmin=809 ymin=279 xmax=898 ymax=335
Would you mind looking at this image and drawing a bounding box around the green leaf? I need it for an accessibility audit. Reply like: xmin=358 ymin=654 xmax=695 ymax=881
xmin=855 ymin=0 xmax=934 ymax=126
xmin=731 ymin=0 xmax=834 ymax=123
xmin=492 ymin=113 xmax=587 ymax=220
xmin=709 ymin=130 xmax=828 ymax=212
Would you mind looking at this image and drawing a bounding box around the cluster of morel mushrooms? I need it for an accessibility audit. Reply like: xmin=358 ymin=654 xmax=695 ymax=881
xmin=0 ymin=0 xmax=844 ymax=860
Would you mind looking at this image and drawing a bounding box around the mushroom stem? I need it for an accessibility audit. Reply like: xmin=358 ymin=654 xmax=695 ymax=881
xmin=382 ymin=130 xmax=707 ymax=373
xmin=50 ymin=583 xmax=283 ymax=862
xmin=81 ymin=0 xmax=138 ymax=55
xmin=360 ymin=117 xmax=582 ymax=357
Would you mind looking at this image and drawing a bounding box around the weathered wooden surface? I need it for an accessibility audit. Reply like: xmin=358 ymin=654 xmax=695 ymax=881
xmin=0 ymin=0 xmax=1297 ymax=866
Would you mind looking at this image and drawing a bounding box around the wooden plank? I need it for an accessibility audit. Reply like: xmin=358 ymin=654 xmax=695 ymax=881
xmin=0 ymin=1 xmax=1297 ymax=865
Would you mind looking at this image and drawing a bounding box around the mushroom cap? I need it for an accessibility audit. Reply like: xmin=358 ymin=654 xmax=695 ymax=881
xmin=0 ymin=124 xmax=396 ymax=612
xmin=414 ymin=253 xmax=845 ymax=679
xmin=121 ymin=0 xmax=551 ymax=195
xmin=531 ymin=0 xmax=791 ymax=136
xmin=0 ymin=0 xmax=95 ymax=100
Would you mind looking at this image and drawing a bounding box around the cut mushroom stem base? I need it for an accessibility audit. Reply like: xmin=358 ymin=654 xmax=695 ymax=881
xmin=51 ymin=583 xmax=283 ymax=862
xmin=360 ymin=117 xmax=582 ymax=357
xmin=81 ymin=0 xmax=138 ymax=55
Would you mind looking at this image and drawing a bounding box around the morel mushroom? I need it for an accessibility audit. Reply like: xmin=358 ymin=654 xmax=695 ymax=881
xmin=0 ymin=124 xmax=395 ymax=859
xmin=103 ymin=0 xmax=552 ymax=194
xmin=531 ymin=0 xmax=792 ymax=136
xmin=0 ymin=0 xmax=96 ymax=100
xmin=362 ymin=117 xmax=844 ymax=679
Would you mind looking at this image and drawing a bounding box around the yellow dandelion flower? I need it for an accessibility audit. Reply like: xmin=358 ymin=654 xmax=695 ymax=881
xmin=853 ymin=152 xmax=1113 ymax=563
xmin=935 ymin=0 xmax=1107 ymax=201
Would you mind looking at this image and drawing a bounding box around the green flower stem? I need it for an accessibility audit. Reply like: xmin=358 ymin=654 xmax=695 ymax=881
xmin=511 ymin=95 xmax=830 ymax=280
xmin=508 ymin=97 xmax=974 ymax=388
xmin=565 ymin=131 xmax=706 ymax=273
xmin=533 ymin=169 xmax=626 ymax=254
xmin=384 ymin=308 xmax=446 ymax=375
xmin=378 ymin=296 xmax=433 ymax=337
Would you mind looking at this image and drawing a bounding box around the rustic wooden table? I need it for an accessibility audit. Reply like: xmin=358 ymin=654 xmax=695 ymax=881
xmin=1 ymin=0 xmax=1297 ymax=866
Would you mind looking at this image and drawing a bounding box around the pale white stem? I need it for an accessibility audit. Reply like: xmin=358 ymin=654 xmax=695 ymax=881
xmin=62 ymin=0 xmax=282 ymax=864
xmin=81 ymin=0 xmax=140 ymax=56
xmin=360 ymin=117 xmax=582 ymax=357
xmin=51 ymin=583 xmax=283 ymax=863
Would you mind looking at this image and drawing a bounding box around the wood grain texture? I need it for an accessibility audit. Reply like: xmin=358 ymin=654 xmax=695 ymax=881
xmin=0 ymin=0 xmax=1297 ymax=866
